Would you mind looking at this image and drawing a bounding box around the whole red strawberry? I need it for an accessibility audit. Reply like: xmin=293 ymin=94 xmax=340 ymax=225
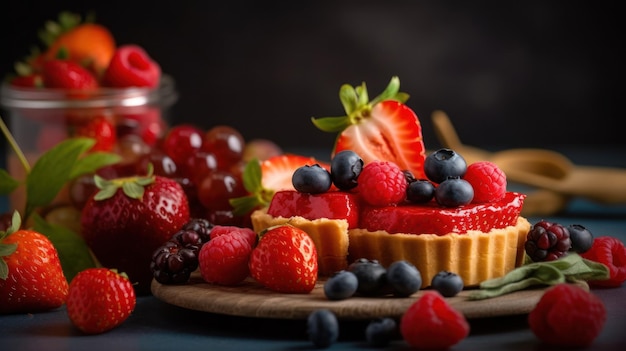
xmin=0 ymin=212 xmax=69 ymax=314
xmin=102 ymin=45 xmax=161 ymax=88
xmin=80 ymin=168 xmax=190 ymax=294
xmin=249 ymin=225 xmax=318 ymax=293
xmin=312 ymin=77 xmax=427 ymax=179
xmin=66 ymin=268 xmax=136 ymax=334
xmin=41 ymin=59 xmax=99 ymax=90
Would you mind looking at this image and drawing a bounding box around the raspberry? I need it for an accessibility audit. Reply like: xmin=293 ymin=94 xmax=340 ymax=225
xmin=198 ymin=231 xmax=252 ymax=285
xmin=528 ymin=284 xmax=606 ymax=347
xmin=400 ymin=291 xmax=469 ymax=349
xmin=525 ymin=220 xmax=572 ymax=262
xmin=580 ymin=236 xmax=626 ymax=288
xmin=357 ymin=161 xmax=407 ymax=206
xmin=463 ymin=161 xmax=507 ymax=203
xmin=209 ymin=225 xmax=258 ymax=248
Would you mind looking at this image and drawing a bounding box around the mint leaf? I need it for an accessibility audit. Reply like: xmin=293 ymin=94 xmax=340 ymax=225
xmin=24 ymin=138 xmax=94 ymax=217
xmin=32 ymin=213 xmax=96 ymax=282
xmin=241 ymin=159 xmax=262 ymax=193
xmin=69 ymin=151 xmax=121 ymax=178
xmin=0 ymin=169 xmax=20 ymax=195
xmin=23 ymin=138 xmax=119 ymax=218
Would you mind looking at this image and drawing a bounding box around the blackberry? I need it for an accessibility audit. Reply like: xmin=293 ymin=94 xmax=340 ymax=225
xmin=525 ymin=220 xmax=572 ymax=262
xmin=151 ymin=218 xmax=215 ymax=284
xmin=431 ymin=271 xmax=464 ymax=297
xmin=330 ymin=150 xmax=363 ymax=190
xmin=323 ymin=270 xmax=359 ymax=300
xmin=292 ymin=164 xmax=332 ymax=194
xmin=181 ymin=217 xmax=213 ymax=243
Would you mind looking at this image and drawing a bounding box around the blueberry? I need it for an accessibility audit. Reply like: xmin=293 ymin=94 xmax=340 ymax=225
xmin=292 ymin=164 xmax=332 ymax=194
xmin=347 ymin=258 xmax=388 ymax=296
xmin=330 ymin=150 xmax=363 ymax=190
xmin=323 ymin=270 xmax=358 ymax=300
xmin=386 ymin=260 xmax=422 ymax=297
xmin=365 ymin=318 xmax=397 ymax=347
xmin=434 ymin=177 xmax=474 ymax=207
xmin=406 ymin=179 xmax=435 ymax=203
xmin=424 ymin=148 xmax=467 ymax=184
xmin=307 ymin=309 xmax=339 ymax=348
xmin=431 ymin=271 xmax=464 ymax=297
xmin=568 ymin=224 xmax=594 ymax=253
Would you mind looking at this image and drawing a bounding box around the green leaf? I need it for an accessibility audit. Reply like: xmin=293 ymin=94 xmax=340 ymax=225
xmin=122 ymin=181 xmax=145 ymax=199
xmin=69 ymin=151 xmax=121 ymax=179
xmin=311 ymin=116 xmax=351 ymax=133
xmin=0 ymin=169 xmax=20 ymax=195
xmin=24 ymin=138 xmax=94 ymax=217
xmin=339 ymin=84 xmax=359 ymax=115
xmin=32 ymin=213 xmax=96 ymax=282
xmin=241 ymin=159 xmax=263 ymax=193
xmin=229 ymin=195 xmax=262 ymax=216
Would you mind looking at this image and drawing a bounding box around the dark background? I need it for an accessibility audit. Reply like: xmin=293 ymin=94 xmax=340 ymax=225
xmin=1 ymin=1 xmax=622 ymax=154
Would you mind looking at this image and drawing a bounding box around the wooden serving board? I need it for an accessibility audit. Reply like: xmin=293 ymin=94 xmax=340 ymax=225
xmin=151 ymin=272 xmax=546 ymax=320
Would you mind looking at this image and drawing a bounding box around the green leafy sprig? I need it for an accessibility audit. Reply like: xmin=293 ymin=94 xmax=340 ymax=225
xmin=1 ymin=114 xmax=121 ymax=281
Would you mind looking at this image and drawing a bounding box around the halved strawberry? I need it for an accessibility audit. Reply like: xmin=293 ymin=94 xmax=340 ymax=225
xmin=229 ymin=154 xmax=330 ymax=217
xmin=261 ymin=154 xmax=329 ymax=192
xmin=312 ymin=77 xmax=427 ymax=179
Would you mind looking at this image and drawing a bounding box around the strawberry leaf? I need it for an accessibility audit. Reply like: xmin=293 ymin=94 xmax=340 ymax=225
xmin=32 ymin=213 xmax=96 ymax=282
xmin=0 ymin=169 xmax=20 ymax=195
xmin=312 ymin=76 xmax=409 ymax=134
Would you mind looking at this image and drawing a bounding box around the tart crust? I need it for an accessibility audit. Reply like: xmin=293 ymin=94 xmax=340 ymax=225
xmin=251 ymin=209 xmax=530 ymax=288
xmin=348 ymin=216 xmax=530 ymax=288
xmin=251 ymin=209 xmax=350 ymax=276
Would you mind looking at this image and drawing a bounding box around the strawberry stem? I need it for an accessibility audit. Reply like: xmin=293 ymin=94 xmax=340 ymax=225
xmin=0 ymin=115 xmax=31 ymax=174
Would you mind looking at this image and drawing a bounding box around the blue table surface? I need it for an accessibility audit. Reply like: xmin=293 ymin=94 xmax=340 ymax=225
xmin=1 ymin=146 xmax=626 ymax=351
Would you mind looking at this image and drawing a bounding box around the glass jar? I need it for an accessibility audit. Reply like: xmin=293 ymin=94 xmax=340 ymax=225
xmin=0 ymin=75 xmax=178 ymax=213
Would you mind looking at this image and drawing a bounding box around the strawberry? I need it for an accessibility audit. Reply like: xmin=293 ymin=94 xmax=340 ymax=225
xmin=40 ymin=12 xmax=116 ymax=75
xmin=312 ymin=76 xmax=427 ymax=179
xmin=66 ymin=268 xmax=136 ymax=334
xmin=102 ymin=45 xmax=161 ymax=88
xmin=0 ymin=211 xmax=69 ymax=314
xmin=229 ymin=154 xmax=331 ymax=218
xmin=80 ymin=167 xmax=190 ymax=294
xmin=249 ymin=224 xmax=318 ymax=293
xmin=361 ymin=192 xmax=526 ymax=235
xmin=41 ymin=59 xmax=99 ymax=90
xmin=74 ymin=114 xmax=117 ymax=152
xmin=9 ymin=73 xmax=44 ymax=88
xmin=261 ymin=154 xmax=330 ymax=192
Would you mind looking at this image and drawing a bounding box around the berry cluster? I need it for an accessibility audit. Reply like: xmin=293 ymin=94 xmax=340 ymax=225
xmin=293 ymin=148 xmax=507 ymax=209
xmin=323 ymin=258 xmax=464 ymax=300
xmin=150 ymin=218 xmax=213 ymax=284
xmin=524 ymin=220 xmax=596 ymax=262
